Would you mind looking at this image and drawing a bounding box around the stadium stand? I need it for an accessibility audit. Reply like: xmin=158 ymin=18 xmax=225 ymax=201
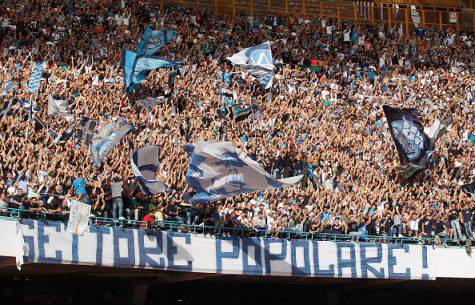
xmin=0 ymin=0 xmax=473 ymax=244
xmin=0 ymin=1 xmax=474 ymax=304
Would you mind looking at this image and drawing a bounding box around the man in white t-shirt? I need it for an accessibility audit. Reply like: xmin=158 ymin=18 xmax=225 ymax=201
xmin=326 ymin=25 xmax=333 ymax=40
xmin=343 ymin=29 xmax=350 ymax=43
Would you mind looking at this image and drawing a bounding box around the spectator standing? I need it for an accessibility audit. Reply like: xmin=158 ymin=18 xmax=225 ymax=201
xmin=110 ymin=175 xmax=124 ymax=220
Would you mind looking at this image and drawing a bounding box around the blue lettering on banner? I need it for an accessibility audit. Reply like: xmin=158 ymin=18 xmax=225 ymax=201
xmin=37 ymin=221 xmax=63 ymax=264
xmin=421 ymin=246 xmax=429 ymax=280
xmin=290 ymin=240 xmax=311 ymax=276
xmin=138 ymin=230 xmax=165 ymax=269
xmin=388 ymin=244 xmax=411 ymax=279
xmin=22 ymin=219 xmax=36 ymax=262
xmin=166 ymin=232 xmax=192 ymax=271
xmin=313 ymin=241 xmax=335 ymax=277
xmin=263 ymin=239 xmax=287 ymax=275
xmin=337 ymin=243 xmax=356 ymax=278
xmin=15 ymin=219 xmax=435 ymax=280
xmin=360 ymin=244 xmax=384 ymax=278
xmin=216 ymin=237 xmax=240 ymax=273
xmin=242 ymin=237 xmax=263 ymax=275
xmin=90 ymin=226 xmax=110 ymax=266
xmin=113 ymin=228 xmax=135 ymax=267
xmin=71 ymin=233 xmax=79 ymax=265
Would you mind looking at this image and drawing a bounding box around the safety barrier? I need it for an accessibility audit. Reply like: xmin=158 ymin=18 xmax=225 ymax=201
xmin=155 ymin=0 xmax=474 ymax=37
xmin=1 ymin=208 xmax=470 ymax=248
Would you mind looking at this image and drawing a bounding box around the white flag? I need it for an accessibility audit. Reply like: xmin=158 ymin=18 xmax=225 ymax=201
xmin=47 ymin=94 xmax=70 ymax=117
xmin=185 ymin=141 xmax=302 ymax=203
xmin=67 ymin=200 xmax=91 ymax=236
xmin=227 ymin=41 xmax=274 ymax=89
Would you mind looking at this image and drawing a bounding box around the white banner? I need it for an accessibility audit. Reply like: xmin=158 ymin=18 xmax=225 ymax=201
xmin=0 ymin=219 xmax=26 ymax=270
xmin=15 ymin=219 xmax=438 ymax=280
xmin=66 ymin=200 xmax=91 ymax=236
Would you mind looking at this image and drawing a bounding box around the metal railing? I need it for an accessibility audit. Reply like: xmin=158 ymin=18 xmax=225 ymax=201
xmin=157 ymin=0 xmax=474 ymax=35
xmin=2 ymin=208 xmax=470 ymax=248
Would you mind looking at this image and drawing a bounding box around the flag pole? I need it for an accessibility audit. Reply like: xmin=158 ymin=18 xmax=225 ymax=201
xmin=26 ymin=93 xmax=34 ymax=142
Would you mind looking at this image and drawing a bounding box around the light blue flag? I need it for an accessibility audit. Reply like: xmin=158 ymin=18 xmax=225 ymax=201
xmin=137 ymin=28 xmax=177 ymax=55
xmin=27 ymin=62 xmax=45 ymax=94
xmin=18 ymin=99 xmax=40 ymax=113
xmin=123 ymin=49 xmax=179 ymax=94
xmin=0 ymin=80 xmax=17 ymax=98
xmin=184 ymin=141 xmax=302 ymax=203
xmin=227 ymin=41 xmax=274 ymax=89
xmin=89 ymin=117 xmax=133 ymax=166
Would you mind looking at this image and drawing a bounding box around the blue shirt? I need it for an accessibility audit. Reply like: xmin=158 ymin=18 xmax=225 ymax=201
xmin=17 ymin=174 xmax=29 ymax=193
xmin=72 ymin=178 xmax=87 ymax=196
xmin=367 ymin=71 xmax=375 ymax=81
xmin=223 ymin=72 xmax=232 ymax=84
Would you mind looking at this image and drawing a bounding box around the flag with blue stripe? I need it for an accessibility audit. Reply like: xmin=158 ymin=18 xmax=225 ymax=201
xmin=131 ymin=145 xmax=167 ymax=195
xmin=123 ymin=49 xmax=179 ymax=94
xmin=89 ymin=117 xmax=133 ymax=166
xmin=184 ymin=141 xmax=302 ymax=203
xmin=137 ymin=28 xmax=177 ymax=55
xmin=27 ymin=62 xmax=45 ymax=93
xmin=0 ymin=80 xmax=17 ymax=98
xmin=18 ymin=99 xmax=40 ymax=113
xmin=227 ymin=41 xmax=274 ymax=89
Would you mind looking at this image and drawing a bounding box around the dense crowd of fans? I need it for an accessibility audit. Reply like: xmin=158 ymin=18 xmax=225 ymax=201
xmin=0 ymin=0 xmax=473 ymax=243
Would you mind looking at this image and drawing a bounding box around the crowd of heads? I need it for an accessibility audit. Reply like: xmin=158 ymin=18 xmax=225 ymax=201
xmin=0 ymin=0 xmax=473 ymax=242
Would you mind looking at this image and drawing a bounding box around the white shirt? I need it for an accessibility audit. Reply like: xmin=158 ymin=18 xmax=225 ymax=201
xmin=409 ymin=219 xmax=419 ymax=231
xmin=358 ymin=35 xmax=365 ymax=45
xmin=343 ymin=30 xmax=350 ymax=42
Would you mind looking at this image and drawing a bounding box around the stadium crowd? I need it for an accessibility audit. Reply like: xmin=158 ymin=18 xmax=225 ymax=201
xmin=0 ymin=0 xmax=473 ymax=243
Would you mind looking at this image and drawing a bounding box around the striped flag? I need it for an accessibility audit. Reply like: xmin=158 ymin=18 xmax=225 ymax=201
xmin=27 ymin=62 xmax=45 ymax=94
xmin=0 ymin=80 xmax=17 ymax=98
xmin=130 ymin=145 xmax=167 ymax=195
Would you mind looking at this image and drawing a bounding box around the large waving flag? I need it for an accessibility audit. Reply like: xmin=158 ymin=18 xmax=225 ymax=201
xmin=123 ymin=49 xmax=179 ymax=94
xmin=89 ymin=118 xmax=133 ymax=166
xmin=383 ymin=105 xmax=432 ymax=180
xmin=137 ymin=28 xmax=177 ymax=55
xmin=184 ymin=141 xmax=302 ymax=203
xmin=227 ymin=41 xmax=274 ymax=89
xmin=27 ymin=62 xmax=45 ymax=94
xmin=77 ymin=118 xmax=96 ymax=146
xmin=131 ymin=145 xmax=167 ymax=195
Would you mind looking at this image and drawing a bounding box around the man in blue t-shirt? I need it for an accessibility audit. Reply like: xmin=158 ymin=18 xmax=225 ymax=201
xmin=71 ymin=177 xmax=88 ymax=203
